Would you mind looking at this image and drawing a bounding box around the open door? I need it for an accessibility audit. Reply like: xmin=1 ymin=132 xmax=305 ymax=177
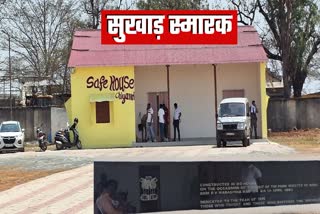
xmin=148 ymin=92 xmax=169 ymax=140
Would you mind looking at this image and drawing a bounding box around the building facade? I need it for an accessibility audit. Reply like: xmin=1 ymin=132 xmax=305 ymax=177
xmin=68 ymin=26 xmax=268 ymax=149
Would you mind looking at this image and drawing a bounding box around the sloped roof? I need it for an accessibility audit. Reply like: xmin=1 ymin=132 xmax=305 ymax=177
xmin=68 ymin=26 xmax=267 ymax=67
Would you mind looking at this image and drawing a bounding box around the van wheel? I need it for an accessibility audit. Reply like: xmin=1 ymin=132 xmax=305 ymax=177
xmin=217 ymin=138 xmax=222 ymax=148
xmin=242 ymin=138 xmax=248 ymax=147
xmin=223 ymin=141 xmax=227 ymax=147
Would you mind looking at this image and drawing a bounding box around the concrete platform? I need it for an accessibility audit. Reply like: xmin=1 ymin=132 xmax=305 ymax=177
xmin=133 ymin=138 xmax=267 ymax=147
xmin=98 ymin=141 xmax=304 ymax=162
xmin=94 ymin=142 xmax=320 ymax=213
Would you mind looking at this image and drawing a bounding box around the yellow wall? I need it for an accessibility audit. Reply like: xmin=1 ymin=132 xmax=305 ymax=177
xmin=70 ymin=66 xmax=135 ymax=148
xmin=260 ymin=62 xmax=268 ymax=138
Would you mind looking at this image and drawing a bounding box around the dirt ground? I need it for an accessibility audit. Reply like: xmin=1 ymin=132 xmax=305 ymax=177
xmin=0 ymin=145 xmax=61 ymax=191
xmin=269 ymin=128 xmax=320 ymax=154
xmin=0 ymin=167 xmax=63 ymax=191
xmin=0 ymin=144 xmax=84 ymax=192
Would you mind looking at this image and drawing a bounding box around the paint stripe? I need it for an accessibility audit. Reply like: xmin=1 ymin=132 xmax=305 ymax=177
xmin=4 ymin=172 xmax=92 ymax=214
xmin=59 ymin=198 xmax=93 ymax=214
xmin=29 ymin=178 xmax=93 ymax=214
xmin=16 ymin=180 xmax=92 ymax=214
xmin=0 ymin=167 xmax=91 ymax=209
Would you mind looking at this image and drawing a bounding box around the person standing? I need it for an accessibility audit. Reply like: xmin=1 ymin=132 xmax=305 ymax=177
xmin=250 ymin=100 xmax=258 ymax=139
xmin=173 ymin=103 xmax=182 ymax=141
xmin=146 ymin=103 xmax=155 ymax=142
xmin=162 ymin=103 xmax=169 ymax=140
xmin=158 ymin=104 xmax=166 ymax=142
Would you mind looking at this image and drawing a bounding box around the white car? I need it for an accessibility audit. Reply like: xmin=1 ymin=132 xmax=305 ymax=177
xmin=0 ymin=121 xmax=25 ymax=152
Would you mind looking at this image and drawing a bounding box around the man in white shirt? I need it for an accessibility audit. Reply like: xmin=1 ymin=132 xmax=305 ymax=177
xmin=250 ymin=100 xmax=258 ymax=139
xmin=173 ymin=103 xmax=182 ymax=141
xmin=158 ymin=104 xmax=166 ymax=142
xmin=146 ymin=103 xmax=155 ymax=142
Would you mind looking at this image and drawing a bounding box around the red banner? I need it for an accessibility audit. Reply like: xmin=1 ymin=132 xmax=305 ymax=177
xmin=101 ymin=10 xmax=238 ymax=45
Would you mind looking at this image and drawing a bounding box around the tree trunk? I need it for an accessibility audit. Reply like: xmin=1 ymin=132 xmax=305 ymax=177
xmin=282 ymin=60 xmax=292 ymax=98
xmin=292 ymin=71 xmax=307 ymax=98
xmin=282 ymin=73 xmax=291 ymax=98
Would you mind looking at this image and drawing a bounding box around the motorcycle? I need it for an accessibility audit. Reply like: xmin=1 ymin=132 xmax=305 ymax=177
xmin=36 ymin=127 xmax=48 ymax=152
xmin=54 ymin=118 xmax=82 ymax=150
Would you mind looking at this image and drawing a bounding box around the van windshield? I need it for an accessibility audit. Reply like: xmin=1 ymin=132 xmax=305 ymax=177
xmin=219 ymin=103 xmax=245 ymax=117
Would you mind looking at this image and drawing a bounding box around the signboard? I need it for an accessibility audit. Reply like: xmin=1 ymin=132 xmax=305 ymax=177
xmin=199 ymin=162 xmax=320 ymax=209
xmin=94 ymin=161 xmax=320 ymax=213
xmin=86 ymin=75 xmax=135 ymax=104
xmin=101 ymin=10 xmax=238 ymax=44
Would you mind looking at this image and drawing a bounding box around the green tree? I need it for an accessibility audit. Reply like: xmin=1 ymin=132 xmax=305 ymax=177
xmin=137 ymin=0 xmax=209 ymax=10
xmin=230 ymin=0 xmax=320 ymax=98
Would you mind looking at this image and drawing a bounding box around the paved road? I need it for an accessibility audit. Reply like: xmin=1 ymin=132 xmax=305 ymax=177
xmin=0 ymin=153 xmax=92 ymax=171
xmin=0 ymin=141 xmax=319 ymax=214
xmin=0 ymin=141 xmax=301 ymax=171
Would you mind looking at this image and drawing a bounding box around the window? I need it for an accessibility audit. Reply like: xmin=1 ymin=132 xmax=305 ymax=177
xmin=96 ymin=101 xmax=110 ymax=123
xmin=0 ymin=123 xmax=20 ymax=132
xmin=219 ymin=103 xmax=245 ymax=117
xmin=223 ymin=89 xmax=245 ymax=99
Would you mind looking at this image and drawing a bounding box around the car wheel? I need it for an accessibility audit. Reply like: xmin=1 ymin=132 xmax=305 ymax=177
xmin=19 ymin=148 xmax=25 ymax=152
xmin=217 ymin=138 xmax=222 ymax=148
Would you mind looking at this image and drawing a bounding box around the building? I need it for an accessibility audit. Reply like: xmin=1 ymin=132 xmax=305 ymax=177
xmin=266 ymin=69 xmax=284 ymax=98
xmin=67 ymin=26 xmax=268 ymax=149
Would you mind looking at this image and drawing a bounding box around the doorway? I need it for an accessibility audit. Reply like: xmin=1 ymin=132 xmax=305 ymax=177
xmin=148 ymin=92 xmax=169 ymax=140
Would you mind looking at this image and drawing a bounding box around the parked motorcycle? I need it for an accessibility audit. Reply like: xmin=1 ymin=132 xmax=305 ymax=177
xmin=54 ymin=118 xmax=82 ymax=150
xmin=36 ymin=127 xmax=48 ymax=152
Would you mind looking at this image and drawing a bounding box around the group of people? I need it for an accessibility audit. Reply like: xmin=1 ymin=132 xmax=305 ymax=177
xmin=144 ymin=102 xmax=182 ymax=142
xmin=138 ymin=100 xmax=259 ymax=142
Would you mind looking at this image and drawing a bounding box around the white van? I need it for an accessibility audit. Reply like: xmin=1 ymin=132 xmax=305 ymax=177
xmin=216 ymin=97 xmax=251 ymax=147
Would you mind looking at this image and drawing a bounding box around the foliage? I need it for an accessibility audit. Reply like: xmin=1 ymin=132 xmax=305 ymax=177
xmin=230 ymin=0 xmax=320 ymax=98
xmin=0 ymin=0 xmax=86 ymax=94
xmin=136 ymin=0 xmax=209 ymax=10
xmin=82 ymin=0 xmax=136 ymax=29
